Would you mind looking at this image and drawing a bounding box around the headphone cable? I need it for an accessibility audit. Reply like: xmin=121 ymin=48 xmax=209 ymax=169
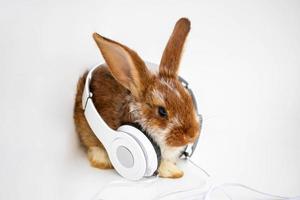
xmin=155 ymin=158 xmax=300 ymax=200
xmin=92 ymin=158 xmax=300 ymax=200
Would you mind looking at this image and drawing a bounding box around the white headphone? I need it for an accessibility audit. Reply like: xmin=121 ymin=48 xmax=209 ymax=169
xmin=82 ymin=63 xmax=202 ymax=180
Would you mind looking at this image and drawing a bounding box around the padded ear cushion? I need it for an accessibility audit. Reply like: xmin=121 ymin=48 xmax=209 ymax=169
xmin=120 ymin=123 xmax=161 ymax=175
xmin=127 ymin=123 xmax=161 ymax=168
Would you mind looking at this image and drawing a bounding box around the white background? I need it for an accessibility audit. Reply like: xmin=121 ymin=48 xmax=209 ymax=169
xmin=0 ymin=0 xmax=299 ymax=199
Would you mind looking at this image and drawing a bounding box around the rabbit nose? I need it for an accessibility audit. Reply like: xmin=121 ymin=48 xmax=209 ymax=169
xmin=187 ymin=137 xmax=194 ymax=143
xmin=183 ymin=134 xmax=192 ymax=144
xmin=185 ymin=128 xmax=197 ymax=141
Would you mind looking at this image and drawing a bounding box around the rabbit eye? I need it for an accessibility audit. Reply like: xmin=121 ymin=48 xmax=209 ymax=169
xmin=158 ymin=106 xmax=168 ymax=118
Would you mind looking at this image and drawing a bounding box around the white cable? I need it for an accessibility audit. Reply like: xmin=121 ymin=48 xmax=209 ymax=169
xmin=92 ymin=159 xmax=300 ymax=200
xmin=203 ymin=182 xmax=290 ymax=200
xmin=153 ymin=158 xmax=211 ymax=200
xmin=186 ymin=157 xmax=211 ymax=177
xmin=186 ymin=159 xmax=300 ymax=200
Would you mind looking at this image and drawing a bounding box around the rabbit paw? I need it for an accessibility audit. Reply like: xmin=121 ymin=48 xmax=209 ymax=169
xmin=88 ymin=147 xmax=113 ymax=169
xmin=158 ymin=160 xmax=184 ymax=178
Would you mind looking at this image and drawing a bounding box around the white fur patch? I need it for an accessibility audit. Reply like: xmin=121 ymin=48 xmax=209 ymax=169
xmin=88 ymin=147 xmax=110 ymax=164
xmin=158 ymin=159 xmax=183 ymax=178
xmin=170 ymin=115 xmax=181 ymax=127
xmin=160 ymin=78 xmax=181 ymax=98
xmin=152 ymin=89 xmax=165 ymax=104
xmin=129 ymin=102 xmax=142 ymax=120
xmin=160 ymin=146 xmax=185 ymax=163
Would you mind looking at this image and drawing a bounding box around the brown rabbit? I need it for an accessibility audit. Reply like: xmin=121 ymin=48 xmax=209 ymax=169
xmin=74 ymin=18 xmax=200 ymax=178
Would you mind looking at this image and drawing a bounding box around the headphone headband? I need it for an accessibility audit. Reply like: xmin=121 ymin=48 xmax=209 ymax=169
xmin=177 ymin=76 xmax=202 ymax=158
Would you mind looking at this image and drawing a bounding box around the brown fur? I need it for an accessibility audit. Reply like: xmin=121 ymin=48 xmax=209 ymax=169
xmin=73 ymin=18 xmax=201 ymax=178
xmin=159 ymin=18 xmax=190 ymax=78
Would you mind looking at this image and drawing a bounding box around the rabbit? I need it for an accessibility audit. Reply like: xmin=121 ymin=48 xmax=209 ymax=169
xmin=73 ymin=18 xmax=201 ymax=178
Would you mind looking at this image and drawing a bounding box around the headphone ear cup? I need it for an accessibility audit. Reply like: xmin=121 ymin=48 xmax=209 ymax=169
xmin=142 ymin=131 xmax=161 ymax=172
xmin=108 ymin=132 xmax=147 ymax=180
xmin=117 ymin=125 xmax=159 ymax=177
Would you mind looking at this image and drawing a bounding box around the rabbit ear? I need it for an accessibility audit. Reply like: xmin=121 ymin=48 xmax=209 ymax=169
xmin=93 ymin=33 xmax=151 ymax=97
xmin=159 ymin=18 xmax=191 ymax=78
